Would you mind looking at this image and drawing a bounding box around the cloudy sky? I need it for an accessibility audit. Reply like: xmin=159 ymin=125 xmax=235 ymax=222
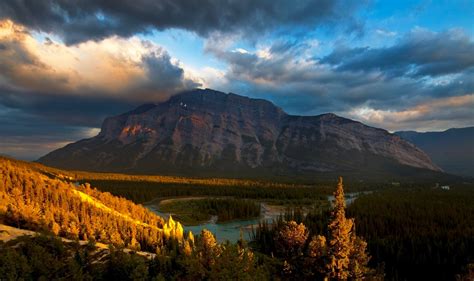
xmin=0 ymin=0 xmax=473 ymax=160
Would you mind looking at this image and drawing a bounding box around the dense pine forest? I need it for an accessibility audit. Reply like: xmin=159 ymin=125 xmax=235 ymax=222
xmin=1 ymin=157 xmax=473 ymax=280
xmin=159 ymin=198 xmax=261 ymax=224
xmin=0 ymin=231 xmax=268 ymax=280
xmin=348 ymin=188 xmax=474 ymax=281
xmin=79 ymin=179 xmax=332 ymax=205
xmin=252 ymin=186 xmax=474 ymax=280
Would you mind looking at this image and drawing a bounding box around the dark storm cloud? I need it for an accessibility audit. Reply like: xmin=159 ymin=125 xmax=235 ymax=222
xmin=0 ymin=0 xmax=363 ymax=44
xmin=142 ymin=52 xmax=199 ymax=92
xmin=0 ymin=86 xmax=135 ymax=127
xmin=321 ymin=29 xmax=474 ymax=77
xmin=0 ymin=86 xmax=152 ymax=160
xmin=0 ymin=103 xmax=103 ymax=160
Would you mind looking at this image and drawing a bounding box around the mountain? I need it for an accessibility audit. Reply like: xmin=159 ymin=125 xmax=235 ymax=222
xmin=38 ymin=89 xmax=441 ymax=179
xmin=396 ymin=127 xmax=474 ymax=177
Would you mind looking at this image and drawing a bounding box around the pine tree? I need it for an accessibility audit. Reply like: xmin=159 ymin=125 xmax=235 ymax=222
xmin=198 ymin=229 xmax=222 ymax=269
xmin=327 ymin=177 xmax=354 ymax=280
xmin=326 ymin=177 xmax=373 ymax=280
xmin=275 ymin=220 xmax=308 ymax=258
xmin=308 ymin=234 xmax=328 ymax=276
xmin=348 ymin=228 xmax=371 ymax=280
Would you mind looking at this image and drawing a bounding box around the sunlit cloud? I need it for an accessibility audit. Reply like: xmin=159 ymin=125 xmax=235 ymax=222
xmin=0 ymin=19 xmax=200 ymax=102
xmin=348 ymin=94 xmax=474 ymax=131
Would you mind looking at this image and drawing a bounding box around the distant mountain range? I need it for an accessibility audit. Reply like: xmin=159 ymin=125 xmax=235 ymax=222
xmin=396 ymin=127 xmax=474 ymax=177
xmin=38 ymin=89 xmax=444 ymax=180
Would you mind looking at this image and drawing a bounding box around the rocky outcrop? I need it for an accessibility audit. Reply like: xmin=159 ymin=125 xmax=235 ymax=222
xmin=38 ymin=89 xmax=441 ymax=177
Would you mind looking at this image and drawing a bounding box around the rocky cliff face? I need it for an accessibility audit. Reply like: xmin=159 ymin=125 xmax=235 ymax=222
xmin=38 ymin=89 xmax=441 ymax=177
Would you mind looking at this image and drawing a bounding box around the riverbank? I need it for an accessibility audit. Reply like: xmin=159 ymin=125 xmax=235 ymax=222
xmin=144 ymin=196 xmax=305 ymax=242
xmin=143 ymin=191 xmax=369 ymax=242
xmin=149 ymin=196 xmax=261 ymax=225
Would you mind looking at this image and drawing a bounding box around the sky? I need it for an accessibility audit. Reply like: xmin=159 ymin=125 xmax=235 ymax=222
xmin=0 ymin=0 xmax=473 ymax=160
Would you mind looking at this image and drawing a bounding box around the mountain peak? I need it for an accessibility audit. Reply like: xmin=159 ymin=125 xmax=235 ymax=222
xmin=168 ymin=88 xmax=285 ymax=114
xmin=38 ymin=89 xmax=441 ymax=178
xmin=125 ymin=103 xmax=157 ymax=116
xmin=315 ymin=112 xmax=353 ymax=122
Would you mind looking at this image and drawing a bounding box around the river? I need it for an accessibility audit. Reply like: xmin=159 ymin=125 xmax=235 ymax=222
xmin=145 ymin=191 xmax=370 ymax=243
xmin=145 ymin=202 xmax=281 ymax=242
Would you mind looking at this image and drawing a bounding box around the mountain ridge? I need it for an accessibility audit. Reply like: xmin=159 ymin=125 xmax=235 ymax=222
xmin=38 ymin=88 xmax=441 ymax=179
xmin=396 ymin=127 xmax=474 ymax=177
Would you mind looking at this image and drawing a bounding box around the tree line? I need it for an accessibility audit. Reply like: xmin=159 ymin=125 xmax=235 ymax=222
xmin=82 ymin=179 xmax=331 ymax=205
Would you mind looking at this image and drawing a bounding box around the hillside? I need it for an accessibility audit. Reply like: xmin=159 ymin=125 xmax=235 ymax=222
xmin=0 ymin=156 xmax=191 ymax=253
xmin=396 ymin=127 xmax=474 ymax=177
xmin=0 ymin=157 xmax=275 ymax=280
xmin=38 ymin=89 xmax=441 ymax=179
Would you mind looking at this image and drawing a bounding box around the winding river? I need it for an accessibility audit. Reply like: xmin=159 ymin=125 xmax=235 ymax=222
xmin=145 ymin=192 xmax=370 ymax=243
xmin=145 ymin=202 xmax=281 ymax=242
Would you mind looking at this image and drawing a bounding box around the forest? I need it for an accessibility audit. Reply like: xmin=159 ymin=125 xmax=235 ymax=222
xmin=81 ymin=178 xmax=337 ymax=205
xmin=0 ymin=231 xmax=267 ymax=280
xmin=348 ymin=187 xmax=474 ymax=281
xmin=158 ymin=198 xmax=261 ymax=224
xmin=0 ymin=158 xmax=383 ymax=280
xmin=252 ymin=186 xmax=474 ymax=280
xmin=0 ymin=160 xmax=382 ymax=280
xmin=0 ymin=157 xmax=188 ymax=253
xmin=1 ymin=157 xmax=473 ymax=280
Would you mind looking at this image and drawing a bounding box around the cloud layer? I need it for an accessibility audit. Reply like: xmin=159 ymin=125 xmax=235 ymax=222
xmin=0 ymin=20 xmax=199 ymax=123
xmin=321 ymin=29 xmax=474 ymax=78
xmin=0 ymin=0 xmax=362 ymax=44
xmin=205 ymin=31 xmax=473 ymax=131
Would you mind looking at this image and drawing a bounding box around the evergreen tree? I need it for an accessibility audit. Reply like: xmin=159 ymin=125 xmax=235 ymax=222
xmin=304 ymin=177 xmax=373 ymax=280
xmin=327 ymin=177 xmax=355 ymax=280
xmin=348 ymin=225 xmax=371 ymax=279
